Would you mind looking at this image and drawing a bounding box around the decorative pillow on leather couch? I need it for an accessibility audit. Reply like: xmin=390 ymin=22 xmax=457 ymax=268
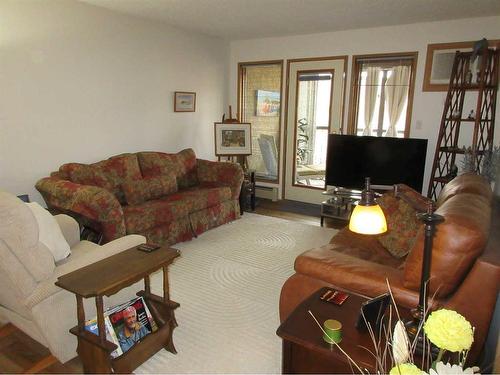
xmin=122 ymin=174 xmax=178 ymax=205
xmin=376 ymin=193 xmax=421 ymax=258
xmin=395 ymin=184 xmax=433 ymax=212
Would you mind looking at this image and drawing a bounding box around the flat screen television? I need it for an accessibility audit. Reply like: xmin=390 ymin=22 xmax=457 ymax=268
xmin=325 ymin=135 xmax=428 ymax=192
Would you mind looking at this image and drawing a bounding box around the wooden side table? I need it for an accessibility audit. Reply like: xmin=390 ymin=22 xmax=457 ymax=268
xmin=277 ymin=287 xmax=395 ymax=374
xmin=56 ymin=246 xmax=180 ymax=374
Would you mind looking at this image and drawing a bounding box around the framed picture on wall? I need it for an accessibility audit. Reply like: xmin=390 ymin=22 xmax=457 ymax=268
xmin=256 ymin=90 xmax=280 ymax=116
xmin=214 ymin=122 xmax=252 ymax=156
xmin=422 ymin=40 xmax=500 ymax=92
xmin=174 ymin=91 xmax=196 ymax=112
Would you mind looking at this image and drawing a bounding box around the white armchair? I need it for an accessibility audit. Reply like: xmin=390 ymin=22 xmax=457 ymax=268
xmin=0 ymin=190 xmax=146 ymax=363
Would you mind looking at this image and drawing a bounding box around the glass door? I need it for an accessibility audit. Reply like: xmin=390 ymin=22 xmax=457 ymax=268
xmin=294 ymin=70 xmax=333 ymax=188
xmin=284 ymin=58 xmax=346 ymax=204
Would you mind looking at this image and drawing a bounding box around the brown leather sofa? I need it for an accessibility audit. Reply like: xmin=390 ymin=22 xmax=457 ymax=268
xmin=279 ymin=173 xmax=499 ymax=363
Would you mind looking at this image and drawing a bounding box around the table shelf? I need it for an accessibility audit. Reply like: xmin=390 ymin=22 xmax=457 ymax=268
xmin=57 ymin=245 xmax=180 ymax=374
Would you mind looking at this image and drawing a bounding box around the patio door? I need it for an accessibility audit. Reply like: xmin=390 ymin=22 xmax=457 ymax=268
xmin=284 ymin=57 xmax=346 ymax=204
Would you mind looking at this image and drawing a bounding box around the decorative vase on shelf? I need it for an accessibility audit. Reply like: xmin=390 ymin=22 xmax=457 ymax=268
xmin=465 ymin=70 xmax=473 ymax=84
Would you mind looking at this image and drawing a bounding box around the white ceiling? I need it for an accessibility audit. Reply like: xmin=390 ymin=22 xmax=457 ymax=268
xmin=81 ymin=0 xmax=500 ymax=40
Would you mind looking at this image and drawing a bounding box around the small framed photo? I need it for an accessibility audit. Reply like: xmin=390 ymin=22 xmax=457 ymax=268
xmin=214 ymin=122 xmax=252 ymax=156
xmin=174 ymin=91 xmax=196 ymax=112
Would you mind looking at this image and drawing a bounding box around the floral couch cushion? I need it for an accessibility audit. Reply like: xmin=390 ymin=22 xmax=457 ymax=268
xmin=60 ymin=154 xmax=142 ymax=204
xmin=123 ymin=200 xmax=188 ymax=233
xmin=60 ymin=163 xmax=114 ymax=192
xmin=376 ymin=193 xmax=421 ymax=259
xmin=160 ymin=184 xmax=232 ymax=213
xmin=122 ymin=173 xmax=177 ymax=205
xmin=138 ymin=149 xmax=198 ymax=189
xmin=93 ymin=154 xmax=143 ymax=204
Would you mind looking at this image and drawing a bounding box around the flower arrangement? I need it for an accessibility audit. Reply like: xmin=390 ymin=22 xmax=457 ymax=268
xmin=310 ymin=284 xmax=480 ymax=375
xmin=387 ymin=308 xmax=479 ymax=375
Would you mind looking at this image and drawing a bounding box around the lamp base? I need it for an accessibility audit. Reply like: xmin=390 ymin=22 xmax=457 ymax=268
xmin=405 ymin=308 xmax=440 ymax=357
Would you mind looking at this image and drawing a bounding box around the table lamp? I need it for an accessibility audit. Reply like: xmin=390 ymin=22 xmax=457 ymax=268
xmin=349 ymin=177 xmax=387 ymax=235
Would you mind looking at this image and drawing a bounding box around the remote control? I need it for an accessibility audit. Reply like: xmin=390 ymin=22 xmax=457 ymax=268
xmin=137 ymin=243 xmax=160 ymax=252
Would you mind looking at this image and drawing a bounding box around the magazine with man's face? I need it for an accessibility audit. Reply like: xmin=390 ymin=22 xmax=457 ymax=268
xmin=108 ymin=298 xmax=153 ymax=333
xmin=84 ymin=296 xmax=157 ymax=356
xmin=108 ymin=297 xmax=156 ymax=353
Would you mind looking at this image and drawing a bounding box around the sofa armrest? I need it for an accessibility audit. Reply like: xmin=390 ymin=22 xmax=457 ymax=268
xmin=36 ymin=177 xmax=126 ymax=243
xmin=25 ymin=235 xmax=147 ymax=309
xmin=444 ymin=258 xmax=500 ymax=365
xmin=294 ymin=244 xmax=420 ymax=308
xmin=197 ymin=159 xmax=244 ymax=199
xmin=54 ymin=214 xmax=80 ymax=248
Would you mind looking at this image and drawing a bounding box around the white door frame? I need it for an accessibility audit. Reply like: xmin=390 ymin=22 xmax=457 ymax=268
xmin=283 ymin=56 xmax=347 ymax=204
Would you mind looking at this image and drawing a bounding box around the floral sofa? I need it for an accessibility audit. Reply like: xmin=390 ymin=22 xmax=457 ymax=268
xmin=36 ymin=149 xmax=244 ymax=246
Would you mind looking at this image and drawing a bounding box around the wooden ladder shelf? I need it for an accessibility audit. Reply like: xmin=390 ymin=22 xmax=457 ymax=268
xmin=427 ymin=47 xmax=499 ymax=199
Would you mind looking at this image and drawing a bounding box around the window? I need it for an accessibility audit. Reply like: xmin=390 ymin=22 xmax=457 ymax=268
xmin=348 ymin=53 xmax=417 ymax=138
xmin=238 ymin=61 xmax=283 ymax=182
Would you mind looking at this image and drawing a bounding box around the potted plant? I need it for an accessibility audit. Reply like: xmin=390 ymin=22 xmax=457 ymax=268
xmin=481 ymin=145 xmax=500 ymax=196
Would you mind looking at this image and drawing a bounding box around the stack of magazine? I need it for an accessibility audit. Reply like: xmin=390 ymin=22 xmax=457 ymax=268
xmin=85 ymin=296 xmax=158 ymax=357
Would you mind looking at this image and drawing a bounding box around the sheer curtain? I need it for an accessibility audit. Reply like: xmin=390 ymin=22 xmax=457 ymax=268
xmin=384 ymin=65 xmax=410 ymax=137
xmin=362 ymin=67 xmax=380 ymax=136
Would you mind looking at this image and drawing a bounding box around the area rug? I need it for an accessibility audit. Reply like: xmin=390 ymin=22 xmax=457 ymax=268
xmin=136 ymin=213 xmax=337 ymax=374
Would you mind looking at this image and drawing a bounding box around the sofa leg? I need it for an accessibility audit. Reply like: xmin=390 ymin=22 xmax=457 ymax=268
xmin=189 ymin=220 xmax=198 ymax=238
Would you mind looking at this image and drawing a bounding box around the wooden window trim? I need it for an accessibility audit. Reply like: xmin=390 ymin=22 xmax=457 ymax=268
xmin=347 ymin=51 xmax=418 ymax=138
xmin=291 ymin=69 xmax=335 ymax=190
xmin=237 ymin=60 xmax=284 ymax=184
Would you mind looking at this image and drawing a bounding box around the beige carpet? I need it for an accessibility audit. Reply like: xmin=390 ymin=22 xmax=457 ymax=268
xmin=137 ymin=213 xmax=337 ymax=374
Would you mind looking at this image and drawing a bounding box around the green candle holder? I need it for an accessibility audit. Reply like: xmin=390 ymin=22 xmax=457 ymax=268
xmin=323 ymin=319 xmax=342 ymax=344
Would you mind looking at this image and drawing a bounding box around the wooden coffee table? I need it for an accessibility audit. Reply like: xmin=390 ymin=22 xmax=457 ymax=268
xmin=277 ymin=287 xmax=404 ymax=374
xmin=56 ymin=245 xmax=180 ymax=374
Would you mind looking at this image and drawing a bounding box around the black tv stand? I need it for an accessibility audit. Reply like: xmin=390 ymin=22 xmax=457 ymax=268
xmin=320 ymin=188 xmax=359 ymax=226
xmin=324 ymin=187 xmax=362 ymax=198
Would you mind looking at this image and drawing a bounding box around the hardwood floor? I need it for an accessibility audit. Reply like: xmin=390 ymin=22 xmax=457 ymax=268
xmin=0 ymin=198 xmax=345 ymax=373
xmin=254 ymin=198 xmax=348 ymax=229
xmin=0 ymin=323 xmax=82 ymax=373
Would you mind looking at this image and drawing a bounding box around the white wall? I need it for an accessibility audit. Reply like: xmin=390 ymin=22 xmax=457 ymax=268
xmin=0 ymin=0 xmax=228 ymax=204
xmin=228 ymin=16 xmax=500 ymax=196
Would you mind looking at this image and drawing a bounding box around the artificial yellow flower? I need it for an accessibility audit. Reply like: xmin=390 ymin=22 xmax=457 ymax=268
xmin=423 ymin=309 xmax=473 ymax=352
xmin=389 ymin=363 xmax=423 ymax=375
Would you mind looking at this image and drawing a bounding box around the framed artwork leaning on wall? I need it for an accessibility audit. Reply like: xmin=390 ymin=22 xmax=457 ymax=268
xmin=214 ymin=122 xmax=252 ymax=156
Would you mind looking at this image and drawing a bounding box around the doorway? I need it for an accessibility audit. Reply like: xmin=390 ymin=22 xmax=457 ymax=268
xmin=284 ymin=57 xmax=347 ymax=204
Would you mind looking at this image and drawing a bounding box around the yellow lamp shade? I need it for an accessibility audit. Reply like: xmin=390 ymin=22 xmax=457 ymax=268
xmin=349 ymin=204 xmax=387 ymax=235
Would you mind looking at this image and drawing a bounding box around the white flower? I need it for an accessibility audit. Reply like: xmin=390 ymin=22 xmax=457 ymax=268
xmin=428 ymin=361 xmax=480 ymax=375
xmin=392 ymin=320 xmax=410 ymax=364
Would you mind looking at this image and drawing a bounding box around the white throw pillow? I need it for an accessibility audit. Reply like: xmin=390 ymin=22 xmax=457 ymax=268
xmin=26 ymin=202 xmax=71 ymax=262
